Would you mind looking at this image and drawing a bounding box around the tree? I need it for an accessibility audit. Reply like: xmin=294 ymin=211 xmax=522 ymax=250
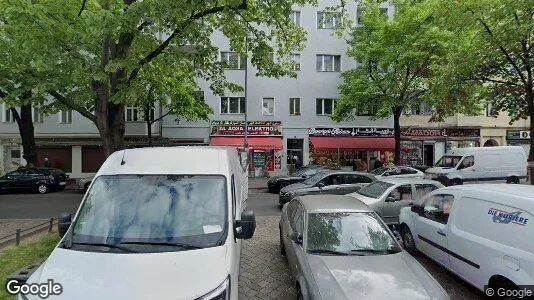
xmin=1 ymin=0 xmax=314 ymax=156
xmin=332 ymin=0 xmax=453 ymax=164
xmin=430 ymin=0 xmax=534 ymax=183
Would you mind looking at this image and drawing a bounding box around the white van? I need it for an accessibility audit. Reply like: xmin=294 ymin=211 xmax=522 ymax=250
xmin=425 ymin=146 xmax=527 ymax=185
xmin=399 ymin=184 xmax=533 ymax=295
xmin=17 ymin=147 xmax=255 ymax=300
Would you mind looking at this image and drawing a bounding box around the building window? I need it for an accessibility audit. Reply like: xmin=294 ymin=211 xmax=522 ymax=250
xmin=292 ymin=54 xmax=301 ymax=71
xmin=289 ymin=98 xmax=301 ymax=115
xmin=3 ymin=104 xmax=14 ymax=123
xmin=262 ymin=98 xmax=275 ymax=116
xmin=221 ymin=97 xmax=246 ymax=114
xmin=356 ymin=6 xmax=363 ymax=24
xmin=380 ymin=7 xmax=389 ymax=17
xmin=32 ymin=107 xmax=43 ymax=123
xmin=316 ymin=98 xmax=337 ymax=115
xmin=59 ymin=110 xmax=72 ymax=123
xmin=220 ymin=51 xmax=247 ymax=70
xmin=317 ymin=11 xmax=341 ymax=29
xmin=290 ymin=11 xmax=301 ymax=26
xmin=125 ymin=107 xmax=139 ymax=122
xmin=316 ymin=54 xmax=341 ymax=72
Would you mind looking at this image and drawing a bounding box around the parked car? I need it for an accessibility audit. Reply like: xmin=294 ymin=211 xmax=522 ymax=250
xmin=371 ymin=166 xmax=425 ymax=179
xmin=346 ymin=178 xmax=443 ymax=225
xmin=279 ymin=195 xmax=450 ymax=300
xmin=0 ymin=167 xmax=68 ymax=194
xmin=19 ymin=147 xmax=255 ymax=299
xmin=268 ymin=167 xmax=326 ymax=194
xmin=399 ymin=184 xmax=534 ymax=297
xmin=425 ymin=146 xmax=527 ymax=185
xmin=410 ymin=165 xmax=431 ymax=173
xmin=77 ymin=176 xmax=94 ymax=192
xmin=278 ymin=170 xmax=376 ymax=207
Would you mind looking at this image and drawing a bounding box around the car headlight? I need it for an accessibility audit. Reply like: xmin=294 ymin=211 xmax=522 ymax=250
xmin=196 ymin=276 xmax=230 ymax=300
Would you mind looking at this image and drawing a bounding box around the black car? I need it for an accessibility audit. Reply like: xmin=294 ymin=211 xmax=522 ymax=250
xmin=0 ymin=167 xmax=68 ymax=194
xmin=267 ymin=167 xmax=325 ymax=194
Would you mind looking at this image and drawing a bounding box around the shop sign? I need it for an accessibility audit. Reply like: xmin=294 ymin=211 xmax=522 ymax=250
xmin=211 ymin=121 xmax=282 ymax=136
xmin=401 ymin=127 xmax=480 ymax=138
xmin=507 ymin=130 xmax=530 ymax=140
xmin=308 ymin=127 xmax=394 ymax=137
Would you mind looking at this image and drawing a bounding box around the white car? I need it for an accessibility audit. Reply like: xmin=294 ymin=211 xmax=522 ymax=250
xmin=371 ymin=166 xmax=425 ymax=179
xmin=18 ymin=147 xmax=255 ymax=300
xmin=77 ymin=176 xmax=94 ymax=192
xmin=399 ymin=184 xmax=534 ymax=295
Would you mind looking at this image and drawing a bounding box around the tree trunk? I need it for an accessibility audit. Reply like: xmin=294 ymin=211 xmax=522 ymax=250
xmin=11 ymin=103 xmax=37 ymax=167
xmin=145 ymin=108 xmax=153 ymax=147
xmin=392 ymin=106 xmax=403 ymax=166
xmin=528 ymin=86 xmax=534 ymax=185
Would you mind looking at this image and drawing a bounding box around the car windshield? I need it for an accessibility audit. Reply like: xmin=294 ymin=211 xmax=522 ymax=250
xmin=307 ymin=212 xmax=401 ymax=255
xmin=356 ymin=181 xmax=394 ymax=198
xmin=435 ymin=156 xmax=462 ymax=168
xmin=71 ymin=175 xmax=227 ymax=252
xmin=371 ymin=167 xmax=389 ymax=175
xmin=303 ymin=172 xmax=327 ymax=185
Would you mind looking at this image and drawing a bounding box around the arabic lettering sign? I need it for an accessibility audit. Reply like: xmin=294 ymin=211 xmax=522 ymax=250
xmin=488 ymin=208 xmax=529 ymax=226
xmin=401 ymin=127 xmax=480 ymax=138
xmin=308 ymin=127 xmax=394 ymax=137
xmin=211 ymin=121 xmax=282 ymax=136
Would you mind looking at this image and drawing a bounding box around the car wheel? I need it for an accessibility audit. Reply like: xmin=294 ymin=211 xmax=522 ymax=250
xmin=37 ymin=184 xmax=49 ymax=194
xmin=279 ymin=228 xmax=286 ymax=256
xmin=401 ymin=226 xmax=417 ymax=254
xmin=296 ymin=285 xmax=304 ymax=300
xmin=506 ymin=176 xmax=520 ymax=184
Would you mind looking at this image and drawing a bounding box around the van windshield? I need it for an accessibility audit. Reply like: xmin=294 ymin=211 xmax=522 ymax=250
xmin=70 ymin=175 xmax=227 ymax=252
xmin=435 ymin=156 xmax=462 ymax=168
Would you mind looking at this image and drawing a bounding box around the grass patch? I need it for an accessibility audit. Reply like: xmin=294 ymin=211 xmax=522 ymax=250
xmin=0 ymin=234 xmax=59 ymax=300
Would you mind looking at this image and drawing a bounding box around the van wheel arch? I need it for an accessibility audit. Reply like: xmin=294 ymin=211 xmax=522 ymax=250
xmin=488 ymin=275 xmax=519 ymax=294
xmin=451 ymin=178 xmax=463 ymax=186
xmin=506 ymin=176 xmax=520 ymax=184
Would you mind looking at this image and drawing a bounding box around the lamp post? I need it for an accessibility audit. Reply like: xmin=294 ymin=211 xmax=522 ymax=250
xmin=244 ymin=34 xmax=249 ymax=150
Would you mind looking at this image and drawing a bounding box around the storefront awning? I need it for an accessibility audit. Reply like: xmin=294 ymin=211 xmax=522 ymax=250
xmin=310 ymin=137 xmax=395 ymax=150
xmin=210 ymin=136 xmax=283 ymax=150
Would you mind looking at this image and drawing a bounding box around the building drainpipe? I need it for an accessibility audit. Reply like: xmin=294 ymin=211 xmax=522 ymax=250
xmin=244 ymin=29 xmax=250 ymax=177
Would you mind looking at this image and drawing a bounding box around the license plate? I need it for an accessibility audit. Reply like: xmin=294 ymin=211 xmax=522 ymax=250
xmin=59 ymin=182 xmax=67 ymax=186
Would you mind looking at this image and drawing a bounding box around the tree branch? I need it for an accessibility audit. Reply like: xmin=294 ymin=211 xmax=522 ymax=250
xmin=77 ymin=0 xmax=87 ymax=17
xmin=126 ymin=0 xmax=248 ymax=84
xmin=48 ymin=91 xmax=97 ymax=123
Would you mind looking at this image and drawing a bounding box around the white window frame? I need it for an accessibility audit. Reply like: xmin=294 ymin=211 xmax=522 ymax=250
xmin=290 ymin=11 xmax=301 ymax=26
xmin=220 ymin=51 xmax=247 ymax=70
xmin=316 ymin=54 xmax=341 ymax=72
xmin=292 ymin=53 xmax=301 ymax=71
xmin=32 ymin=106 xmax=43 ymax=123
xmin=220 ymin=97 xmax=246 ymax=114
xmin=289 ymin=98 xmax=301 ymax=116
xmin=59 ymin=109 xmax=72 ymax=123
xmin=3 ymin=104 xmax=15 ymax=123
xmin=316 ymin=98 xmax=337 ymax=116
xmin=317 ymin=11 xmax=342 ymax=29
xmin=125 ymin=106 xmax=140 ymax=122
xmin=262 ymin=97 xmax=275 ymax=116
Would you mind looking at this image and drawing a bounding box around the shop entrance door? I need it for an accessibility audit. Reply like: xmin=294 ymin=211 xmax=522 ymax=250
xmin=287 ymin=139 xmax=303 ymax=165
xmin=424 ymin=144 xmax=434 ymax=167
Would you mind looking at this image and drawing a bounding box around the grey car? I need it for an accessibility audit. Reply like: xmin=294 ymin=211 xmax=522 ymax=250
xmin=278 ymin=170 xmax=375 ymax=206
xmin=279 ymin=195 xmax=450 ymax=300
xmin=346 ymin=178 xmax=444 ymax=225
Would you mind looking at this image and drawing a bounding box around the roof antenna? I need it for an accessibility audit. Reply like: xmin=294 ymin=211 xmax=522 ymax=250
xmin=120 ymin=149 xmax=126 ymax=165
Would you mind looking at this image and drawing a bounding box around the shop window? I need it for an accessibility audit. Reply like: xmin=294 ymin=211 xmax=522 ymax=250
xmin=289 ymin=98 xmax=301 ymax=115
xmin=221 ymin=97 xmax=246 ymax=114
xmin=316 ymin=55 xmax=341 ymax=72
xmin=220 ymin=51 xmax=247 ymax=70
xmin=316 ymin=98 xmax=337 ymax=115
xmin=317 ymin=11 xmax=341 ymax=29
xmin=262 ymin=98 xmax=275 ymax=116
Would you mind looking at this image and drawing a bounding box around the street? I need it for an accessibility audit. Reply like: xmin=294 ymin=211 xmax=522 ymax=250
xmin=0 ymin=180 xmax=483 ymax=299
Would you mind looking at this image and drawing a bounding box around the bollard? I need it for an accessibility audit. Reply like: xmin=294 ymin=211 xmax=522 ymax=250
xmin=16 ymin=229 xmax=21 ymax=245
xmin=49 ymin=218 xmax=54 ymax=233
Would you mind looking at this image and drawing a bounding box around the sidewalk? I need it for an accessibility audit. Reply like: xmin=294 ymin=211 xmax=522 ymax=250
xmin=248 ymin=178 xmax=269 ymax=189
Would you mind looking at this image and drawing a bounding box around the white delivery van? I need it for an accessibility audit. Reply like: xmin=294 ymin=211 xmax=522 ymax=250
xmin=399 ymin=184 xmax=534 ymax=295
xmin=15 ymin=147 xmax=255 ymax=300
xmin=425 ymin=146 xmax=527 ymax=186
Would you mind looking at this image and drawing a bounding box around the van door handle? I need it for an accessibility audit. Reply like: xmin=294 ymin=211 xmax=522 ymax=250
xmin=437 ymin=229 xmax=446 ymax=237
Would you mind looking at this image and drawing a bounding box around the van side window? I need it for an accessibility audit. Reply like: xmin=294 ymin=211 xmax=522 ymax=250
xmin=458 ymin=156 xmax=474 ymax=170
xmin=423 ymin=194 xmax=455 ymax=224
xmin=231 ymin=175 xmax=236 ymax=220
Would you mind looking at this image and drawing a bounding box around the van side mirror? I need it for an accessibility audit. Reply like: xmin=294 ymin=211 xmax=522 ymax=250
xmin=290 ymin=231 xmax=303 ymax=245
xmin=58 ymin=213 xmax=72 ymax=238
xmin=235 ymin=210 xmax=256 ymax=239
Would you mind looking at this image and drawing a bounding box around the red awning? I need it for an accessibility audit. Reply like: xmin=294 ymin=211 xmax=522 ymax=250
xmin=310 ymin=137 xmax=394 ymax=150
xmin=210 ymin=136 xmax=283 ymax=150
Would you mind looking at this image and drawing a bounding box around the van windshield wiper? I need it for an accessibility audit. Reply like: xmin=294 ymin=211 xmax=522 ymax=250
xmin=118 ymin=241 xmax=202 ymax=250
xmin=308 ymin=249 xmax=362 ymax=256
xmin=71 ymin=242 xmax=137 ymax=253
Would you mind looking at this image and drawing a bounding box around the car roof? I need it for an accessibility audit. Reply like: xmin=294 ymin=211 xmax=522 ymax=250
xmin=297 ymin=194 xmax=374 ymax=213
xmin=96 ymin=146 xmax=236 ymax=176
xmin=378 ymin=177 xmax=440 ymax=185
xmin=317 ymin=170 xmax=373 ymax=176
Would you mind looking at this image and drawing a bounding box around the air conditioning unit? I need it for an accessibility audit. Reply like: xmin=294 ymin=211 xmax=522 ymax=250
xmin=519 ymin=131 xmax=530 ymax=139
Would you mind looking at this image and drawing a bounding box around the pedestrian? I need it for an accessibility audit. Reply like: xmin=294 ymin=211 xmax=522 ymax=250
xmin=294 ymin=156 xmax=302 ymax=171
xmin=43 ymin=157 xmax=51 ymax=168
xmin=373 ymin=157 xmax=383 ymax=169
xmin=358 ymin=160 xmax=368 ymax=172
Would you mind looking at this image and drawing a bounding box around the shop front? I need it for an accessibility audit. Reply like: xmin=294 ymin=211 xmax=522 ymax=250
xmin=308 ymin=127 xmax=395 ymax=169
xmin=506 ymin=130 xmax=531 ymax=155
xmin=209 ymin=121 xmax=283 ymax=177
xmin=400 ymin=127 xmax=480 ymax=166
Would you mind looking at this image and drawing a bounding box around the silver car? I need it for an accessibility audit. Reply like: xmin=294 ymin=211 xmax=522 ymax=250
xmin=279 ymin=195 xmax=450 ymax=300
xmin=346 ymin=178 xmax=444 ymax=225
